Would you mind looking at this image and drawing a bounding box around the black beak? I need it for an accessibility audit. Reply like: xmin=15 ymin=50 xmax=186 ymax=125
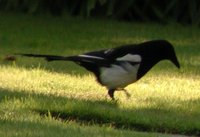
xmin=172 ymin=56 xmax=180 ymax=69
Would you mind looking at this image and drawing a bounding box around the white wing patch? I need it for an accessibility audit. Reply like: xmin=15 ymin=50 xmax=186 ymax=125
xmin=104 ymin=49 xmax=114 ymax=54
xmin=117 ymin=54 xmax=142 ymax=62
xmin=78 ymin=54 xmax=104 ymax=60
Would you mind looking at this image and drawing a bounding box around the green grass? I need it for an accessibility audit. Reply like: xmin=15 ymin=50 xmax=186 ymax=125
xmin=0 ymin=12 xmax=200 ymax=137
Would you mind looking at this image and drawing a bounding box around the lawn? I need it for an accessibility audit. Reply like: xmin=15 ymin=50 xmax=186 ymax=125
xmin=0 ymin=13 xmax=200 ymax=137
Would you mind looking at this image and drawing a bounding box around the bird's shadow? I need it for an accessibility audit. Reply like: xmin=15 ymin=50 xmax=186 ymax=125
xmin=1 ymin=87 xmax=200 ymax=136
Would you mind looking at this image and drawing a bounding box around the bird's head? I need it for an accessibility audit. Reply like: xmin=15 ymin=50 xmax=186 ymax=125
xmin=160 ymin=40 xmax=180 ymax=69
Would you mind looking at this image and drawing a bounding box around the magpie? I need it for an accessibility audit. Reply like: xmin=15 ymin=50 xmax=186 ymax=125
xmin=17 ymin=40 xmax=180 ymax=100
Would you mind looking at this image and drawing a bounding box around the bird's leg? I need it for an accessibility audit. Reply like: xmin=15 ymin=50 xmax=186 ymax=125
xmin=121 ymin=89 xmax=131 ymax=99
xmin=108 ymin=89 xmax=115 ymax=100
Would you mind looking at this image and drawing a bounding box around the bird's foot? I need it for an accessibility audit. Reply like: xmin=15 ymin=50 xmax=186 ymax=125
xmin=108 ymin=89 xmax=115 ymax=101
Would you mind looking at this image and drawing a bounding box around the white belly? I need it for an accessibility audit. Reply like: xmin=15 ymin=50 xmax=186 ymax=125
xmin=100 ymin=63 xmax=140 ymax=89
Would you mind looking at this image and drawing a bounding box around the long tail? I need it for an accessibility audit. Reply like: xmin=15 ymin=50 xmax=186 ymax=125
xmin=16 ymin=53 xmax=108 ymax=65
xmin=15 ymin=53 xmax=70 ymax=61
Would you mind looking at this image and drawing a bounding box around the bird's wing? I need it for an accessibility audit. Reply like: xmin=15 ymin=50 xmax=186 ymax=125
xmin=81 ymin=45 xmax=142 ymax=65
xmin=16 ymin=44 xmax=141 ymax=66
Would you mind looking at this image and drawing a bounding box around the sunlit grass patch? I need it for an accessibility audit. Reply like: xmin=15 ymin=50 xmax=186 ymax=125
xmin=0 ymin=65 xmax=105 ymax=100
xmin=1 ymin=64 xmax=199 ymax=103
xmin=0 ymin=64 xmax=200 ymax=136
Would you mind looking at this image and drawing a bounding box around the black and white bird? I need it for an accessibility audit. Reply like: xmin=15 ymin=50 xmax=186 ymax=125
xmin=17 ymin=40 xmax=180 ymax=100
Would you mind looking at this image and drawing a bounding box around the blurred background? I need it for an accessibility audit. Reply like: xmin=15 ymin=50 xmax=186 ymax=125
xmin=0 ymin=0 xmax=200 ymax=25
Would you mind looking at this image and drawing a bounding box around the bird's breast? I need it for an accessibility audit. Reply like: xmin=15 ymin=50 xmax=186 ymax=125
xmin=99 ymin=62 xmax=140 ymax=89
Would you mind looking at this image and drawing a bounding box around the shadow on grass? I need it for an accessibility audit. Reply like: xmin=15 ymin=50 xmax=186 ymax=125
xmin=35 ymin=108 xmax=200 ymax=136
xmin=1 ymin=87 xmax=200 ymax=136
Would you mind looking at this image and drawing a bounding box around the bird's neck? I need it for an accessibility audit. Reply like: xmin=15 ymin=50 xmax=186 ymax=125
xmin=137 ymin=56 xmax=163 ymax=80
